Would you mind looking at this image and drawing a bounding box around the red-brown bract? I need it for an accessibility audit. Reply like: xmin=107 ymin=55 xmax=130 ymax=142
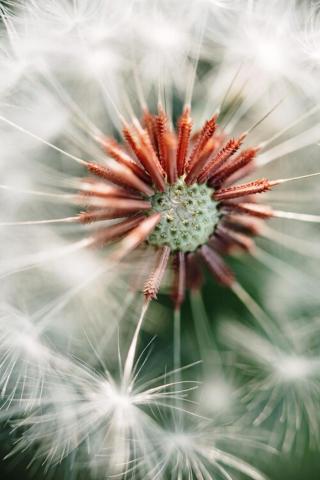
xmin=78 ymin=105 xmax=279 ymax=309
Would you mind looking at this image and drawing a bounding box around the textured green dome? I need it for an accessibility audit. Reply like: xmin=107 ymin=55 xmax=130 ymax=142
xmin=147 ymin=178 xmax=219 ymax=252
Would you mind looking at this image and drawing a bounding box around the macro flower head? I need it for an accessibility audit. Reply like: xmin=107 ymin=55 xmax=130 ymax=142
xmin=220 ymin=316 xmax=320 ymax=453
xmin=1 ymin=1 xmax=320 ymax=479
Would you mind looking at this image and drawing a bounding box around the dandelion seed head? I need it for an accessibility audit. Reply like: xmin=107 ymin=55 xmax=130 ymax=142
xmin=155 ymin=414 xmax=270 ymax=480
xmin=1 ymin=0 xmax=320 ymax=474
xmin=206 ymin=0 xmax=319 ymax=94
xmin=221 ymin=319 xmax=320 ymax=450
xmin=1 ymin=0 xmax=318 ymax=312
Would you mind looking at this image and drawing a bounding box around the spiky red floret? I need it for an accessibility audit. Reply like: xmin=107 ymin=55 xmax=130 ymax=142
xmin=79 ymin=105 xmax=277 ymax=305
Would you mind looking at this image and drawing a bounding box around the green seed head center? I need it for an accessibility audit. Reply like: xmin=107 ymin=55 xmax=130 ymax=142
xmin=147 ymin=179 xmax=219 ymax=252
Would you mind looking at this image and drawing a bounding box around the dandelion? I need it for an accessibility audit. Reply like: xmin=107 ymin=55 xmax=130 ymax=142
xmin=1 ymin=0 xmax=320 ymax=322
xmin=2 ymin=81 xmax=320 ymax=344
xmin=151 ymin=413 xmax=274 ymax=480
xmin=220 ymin=318 xmax=320 ymax=453
xmin=0 ymin=304 xmax=55 ymax=412
xmin=7 ymin=314 xmax=200 ymax=478
xmin=1 ymin=0 xmax=320 ymax=478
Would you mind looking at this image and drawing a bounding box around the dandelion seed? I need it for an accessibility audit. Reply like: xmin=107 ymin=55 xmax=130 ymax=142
xmin=8 ymin=326 xmax=199 ymax=477
xmin=0 ymin=304 xmax=70 ymax=412
xmin=221 ymin=319 xmax=320 ymax=452
xmin=152 ymin=411 xmax=273 ymax=480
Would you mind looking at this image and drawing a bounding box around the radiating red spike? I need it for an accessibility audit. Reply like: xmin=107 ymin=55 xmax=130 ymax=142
xmin=186 ymin=253 xmax=204 ymax=291
xmin=185 ymin=134 xmax=226 ymax=185
xmin=197 ymin=133 xmax=246 ymax=184
xmin=80 ymin=181 xmax=139 ymax=200
xmin=79 ymin=208 xmax=140 ymax=224
xmin=142 ymin=109 xmax=158 ymax=152
xmin=176 ymin=107 xmax=192 ymax=177
xmin=138 ymin=126 xmax=166 ymax=191
xmin=144 ymin=246 xmax=171 ymax=300
xmin=87 ymin=162 xmax=154 ymax=196
xmin=80 ymin=195 xmax=137 ymax=210
xmin=80 ymin=196 xmax=142 ymax=210
xmin=190 ymin=130 xmax=200 ymax=143
xmin=92 ymin=215 xmax=145 ymax=247
xmin=210 ymin=147 xmax=258 ymax=186
xmin=165 ymin=131 xmax=177 ymax=184
xmin=123 ymin=123 xmax=166 ymax=191
xmin=221 ymin=162 xmax=256 ymax=187
xmin=214 ymin=179 xmax=272 ymax=201
xmin=155 ymin=106 xmax=170 ymax=170
xmin=208 ymin=235 xmax=230 ymax=255
xmin=215 ymin=225 xmax=255 ymax=253
xmin=197 ymin=136 xmax=222 ymax=162
xmin=123 ymin=124 xmax=139 ymax=155
xmin=172 ymin=252 xmax=186 ymax=309
xmin=185 ymin=151 xmax=212 ymax=185
xmin=79 ymin=199 xmax=151 ymax=223
xmin=127 ymin=252 xmax=155 ymax=295
xmin=222 ymin=214 xmax=265 ymax=236
xmin=185 ymin=114 xmax=217 ymax=176
xmin=112 ymin=212 xmax=161 ymax=261
xmin=210 ymin=233 xmax=247 ymax=255
xmin=200 ymin=245 xmax=235 ymax=287
xmin=221 ymin=202 xmax=274 ymax=219
xmin=100 ymin=137 xmax=151 ymax=183
xmin=199 ymin=137 xmax=218 ymax=160
xmin=84 ymin=197 xmax=150 ymax=210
